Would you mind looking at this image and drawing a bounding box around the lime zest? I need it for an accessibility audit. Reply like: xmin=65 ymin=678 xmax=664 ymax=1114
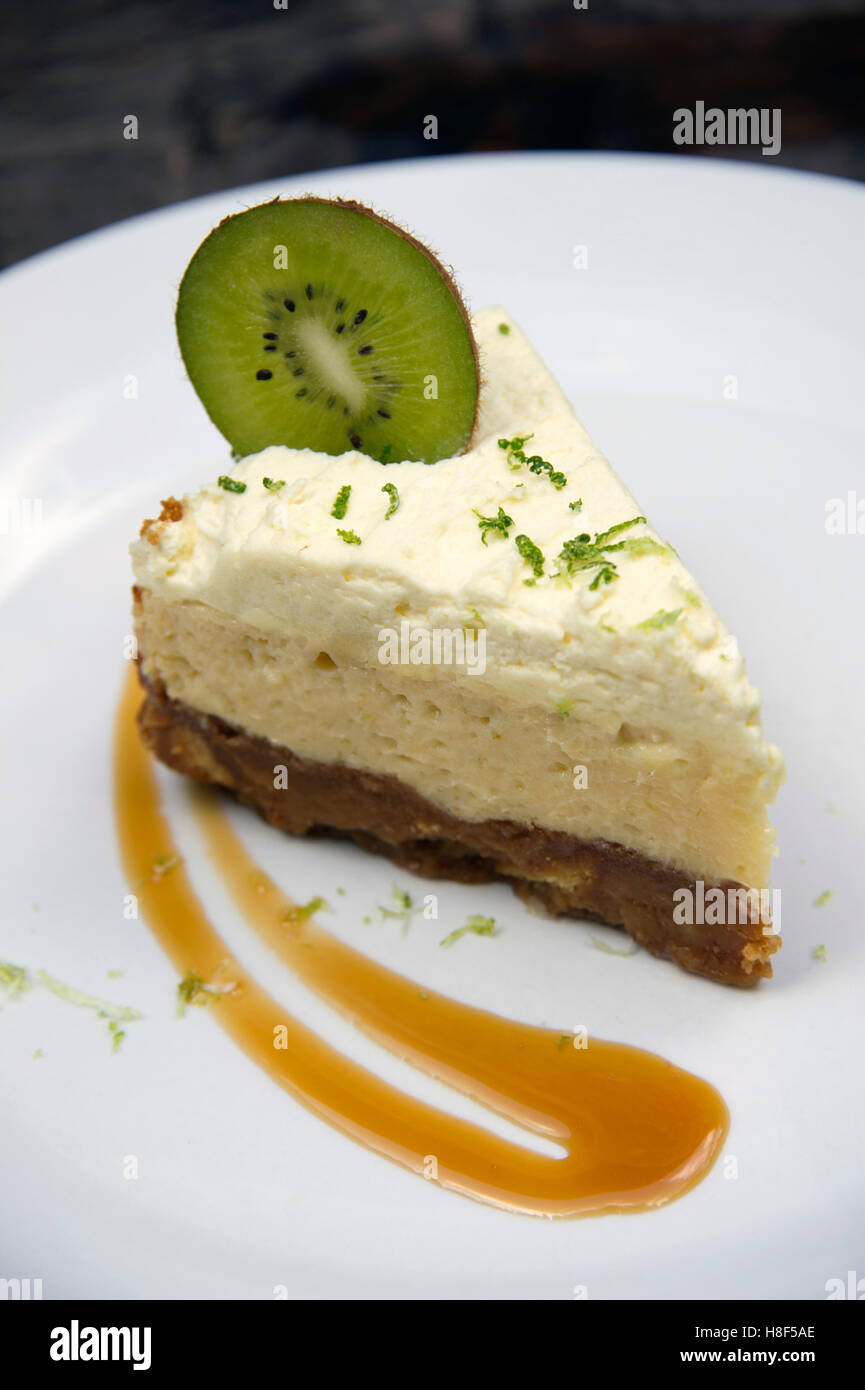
xmin=515 ymin=533 xmax=544 ymax=582
xmin=0 ymin=961 xmax=29 ymax=1001
xmin=636 ymin=608 xmax=682 ymax=632
xmin=177 ymin=964 xmax=239 ymax=1017
xmin=381 ymin=482 xmax=400 ymax=519
xmin=440 ymin=915 xmax=497 ymax=948
xmin=377 ymin=883 xmax=418 ymax=937
xmin=474 ymin=506 xmax=513 ymax=545
xmin=331 ymin=485 xmax=351 ymax=519
xmin=282 ymin=896 xmax=327 ymax=926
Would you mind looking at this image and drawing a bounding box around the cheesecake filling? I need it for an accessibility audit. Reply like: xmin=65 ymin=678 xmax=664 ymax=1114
xmin=131 ymin=307 xmax=784 ymax=892
xmin=135 ymin=589 xmax=777 ymax=886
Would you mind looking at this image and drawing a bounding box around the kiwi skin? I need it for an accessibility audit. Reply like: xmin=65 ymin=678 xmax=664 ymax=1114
xmin=177 ymin=196 xmax=481 ymax=463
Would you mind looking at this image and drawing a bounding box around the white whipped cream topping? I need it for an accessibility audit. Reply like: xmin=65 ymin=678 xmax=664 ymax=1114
xmin=132 ymin=306 xmax=783 ymax=778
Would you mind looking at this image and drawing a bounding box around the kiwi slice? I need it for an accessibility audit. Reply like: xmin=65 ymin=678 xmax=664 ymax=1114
xmin=176 ymin=198 xmax=479 ymax=464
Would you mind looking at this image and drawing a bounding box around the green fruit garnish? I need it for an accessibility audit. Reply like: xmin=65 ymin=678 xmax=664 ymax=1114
xmin=176 ymin=198 xmax=479 ymax=464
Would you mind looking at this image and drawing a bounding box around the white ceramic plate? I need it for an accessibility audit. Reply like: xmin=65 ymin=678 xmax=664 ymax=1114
xmin=1 ymin=154 xmax=863 ymax=1301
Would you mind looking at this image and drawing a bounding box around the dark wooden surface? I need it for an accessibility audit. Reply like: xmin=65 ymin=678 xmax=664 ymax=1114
xmin=2 ymin=0 xmax=864 ymax=268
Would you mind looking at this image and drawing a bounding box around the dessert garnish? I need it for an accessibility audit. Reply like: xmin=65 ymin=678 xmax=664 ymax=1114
xmin=176 ymin=198 xmax=480 ymax=464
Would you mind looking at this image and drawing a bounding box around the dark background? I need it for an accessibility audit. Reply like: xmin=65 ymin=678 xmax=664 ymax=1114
xmin=2 ymin=0 xmax=864 ymax=269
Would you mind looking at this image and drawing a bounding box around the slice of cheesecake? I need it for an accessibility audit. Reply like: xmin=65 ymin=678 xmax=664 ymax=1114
xmin=131 ymin=307 xmax=784 ymax=985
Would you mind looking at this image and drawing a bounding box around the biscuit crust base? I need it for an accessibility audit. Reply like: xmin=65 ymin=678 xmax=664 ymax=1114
xmin=136 ymin=673 xmax=779 ymax=987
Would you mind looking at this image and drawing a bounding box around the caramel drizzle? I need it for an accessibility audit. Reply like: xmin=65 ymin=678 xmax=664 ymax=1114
xmin=114 ymin=668 xmax=728 ymax=1217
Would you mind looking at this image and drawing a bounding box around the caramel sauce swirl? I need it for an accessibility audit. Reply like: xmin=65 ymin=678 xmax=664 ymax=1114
xmin=115 ymin=668 xmax=727 ymax=1217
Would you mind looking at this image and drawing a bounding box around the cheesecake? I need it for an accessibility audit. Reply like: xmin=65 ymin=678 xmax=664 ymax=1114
xmin=131 ymin=306 xmax=784 ymax=985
